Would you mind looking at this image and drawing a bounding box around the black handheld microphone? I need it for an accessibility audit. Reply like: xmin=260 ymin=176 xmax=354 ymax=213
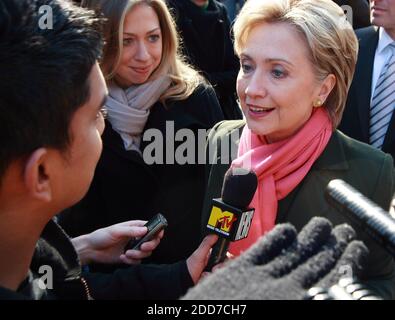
xmin=325 ymin=179 xmax=395 ymax=257
xmin=205 ymin=168 xmax=258 ymax=271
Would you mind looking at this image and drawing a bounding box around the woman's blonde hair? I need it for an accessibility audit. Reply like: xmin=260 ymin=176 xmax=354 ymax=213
xmin=81 ymin=0 xmax=201 ymax=102
xmin=233 ymin=0 xmax=358 ymax=128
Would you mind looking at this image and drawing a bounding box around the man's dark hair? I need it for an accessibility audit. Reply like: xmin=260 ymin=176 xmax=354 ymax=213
xmin=0 ymin=0 xmax=103 ymax=181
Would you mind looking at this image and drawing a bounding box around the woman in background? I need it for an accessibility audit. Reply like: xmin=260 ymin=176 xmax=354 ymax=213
xmin=59 ymin=0 xmax=224 ymax=266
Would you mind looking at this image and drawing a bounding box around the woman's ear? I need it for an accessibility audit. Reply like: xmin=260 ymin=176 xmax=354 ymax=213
xmin=24 ymin=148 xmax=52 ymax=203
xmin=317 ymin=74 xmax=336 ymax=104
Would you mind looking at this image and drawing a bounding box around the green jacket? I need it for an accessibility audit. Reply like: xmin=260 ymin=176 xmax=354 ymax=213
xmin=202 ymin=120 xmax=395 ymax=299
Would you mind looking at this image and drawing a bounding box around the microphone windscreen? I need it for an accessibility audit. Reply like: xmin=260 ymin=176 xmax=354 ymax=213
xmin=221 ymin=168 xmax=258 ymax=208
xmin=325 ymin=179 xmax=395 ymax=256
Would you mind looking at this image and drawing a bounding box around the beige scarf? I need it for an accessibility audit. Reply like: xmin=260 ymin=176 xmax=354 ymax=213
xmin=106 ymin=75 xmax=172 ymax=153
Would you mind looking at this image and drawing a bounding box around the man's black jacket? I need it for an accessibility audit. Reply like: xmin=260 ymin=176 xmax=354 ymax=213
xmin=0 ymin=220 xmax=193 ymax=300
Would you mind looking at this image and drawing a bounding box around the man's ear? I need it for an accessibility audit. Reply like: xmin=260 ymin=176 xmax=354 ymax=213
xmin=24 ymin=148 xmax=52 ymax=202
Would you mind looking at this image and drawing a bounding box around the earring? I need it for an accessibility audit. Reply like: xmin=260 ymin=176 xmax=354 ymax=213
xmin=313 ymin=99 xmax=323 ymax=108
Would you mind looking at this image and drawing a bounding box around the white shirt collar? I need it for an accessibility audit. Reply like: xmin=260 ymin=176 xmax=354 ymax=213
xmin=377 ymin=28 xmax=394 ymax=55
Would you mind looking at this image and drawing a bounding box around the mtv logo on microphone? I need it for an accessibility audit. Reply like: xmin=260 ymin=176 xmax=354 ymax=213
xmin=207 ymin=199 xmax=254 ymax=241
xmin=207 ymin=205 xmax=238 ymax=236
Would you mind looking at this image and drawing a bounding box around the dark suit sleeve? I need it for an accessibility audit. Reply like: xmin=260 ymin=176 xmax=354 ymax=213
xmin=359 ymin=153 xmax=395 ymax=299
xmin=83 ymin=260 xmax=194 ymax=300
xmin=370 ymin=153 xmax=395 ymax=211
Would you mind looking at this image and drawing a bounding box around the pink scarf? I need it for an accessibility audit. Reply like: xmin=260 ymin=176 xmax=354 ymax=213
xmin=229 ymin=108 xmax=332 ymax=256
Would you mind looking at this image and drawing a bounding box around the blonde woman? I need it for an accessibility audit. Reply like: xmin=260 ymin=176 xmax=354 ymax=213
xmin=59 ymin=0 xmax=224 ymax=266
xmin=202 ymin=0 xmax=395 ymax=299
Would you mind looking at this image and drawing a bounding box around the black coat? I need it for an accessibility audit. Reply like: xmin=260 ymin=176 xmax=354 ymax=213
xmin=166 ymin=0 xmax=242 ymax=120
xmin=0 ymin=220 xmax=193 ymax=300
xmin=339 ymin=27 xmax=395 ymax=160
xmin=58 ymin=83 xmax=224 ymax=265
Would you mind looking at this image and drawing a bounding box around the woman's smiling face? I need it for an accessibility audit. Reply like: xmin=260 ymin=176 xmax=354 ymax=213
xmin=237 ymin=22 xmax=325 ymax=143
xmin=115 ymin=4 xmax=163 ymax=88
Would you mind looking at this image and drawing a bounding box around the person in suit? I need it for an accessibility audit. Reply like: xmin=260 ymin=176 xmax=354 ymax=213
xmin=166 ymin=0 xmax=243 ymax=119
xmin=58 ymin=0 xmax=224 ymax=266
xmin=339 ymin=0 xmax=395 ymax=159
xmin=202 ymin=0 xmax=395 ymax=299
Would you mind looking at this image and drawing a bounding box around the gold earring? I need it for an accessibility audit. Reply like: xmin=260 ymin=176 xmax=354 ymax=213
xmin=313 ymin=99 xmax=323 ymax=108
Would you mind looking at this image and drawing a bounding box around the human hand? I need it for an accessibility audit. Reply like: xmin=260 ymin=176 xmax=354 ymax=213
xmin=186 ymin=235 xmax=218 ymax=284
xmin=72 ymin=220 xmax=164 ymax=265
xmin=209 ymin=252 xmax=234 ymax=271
xmin=182 ymin=217 xmax=369 ymax=300
xmin=199 ymin=252 xmax=234 ymax=281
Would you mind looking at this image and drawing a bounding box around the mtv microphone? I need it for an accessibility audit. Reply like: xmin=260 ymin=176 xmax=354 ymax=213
xmin=325 ymin=179 xmax=395 ymax=257
xmin=205 ymin=168 xmax=258 ymax=271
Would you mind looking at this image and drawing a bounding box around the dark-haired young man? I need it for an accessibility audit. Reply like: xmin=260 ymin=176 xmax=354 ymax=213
xmin=0 ymin=0 xmax=216 ymax=300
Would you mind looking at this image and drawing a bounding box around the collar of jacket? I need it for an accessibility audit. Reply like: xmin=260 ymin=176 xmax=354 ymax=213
xmin=17 ymin=219 xmax=88 ymax=299
xmin=33 ymin=219 xmax=82 ymax=281
xmin=312 ymin=130 xmax=349 ymax=171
